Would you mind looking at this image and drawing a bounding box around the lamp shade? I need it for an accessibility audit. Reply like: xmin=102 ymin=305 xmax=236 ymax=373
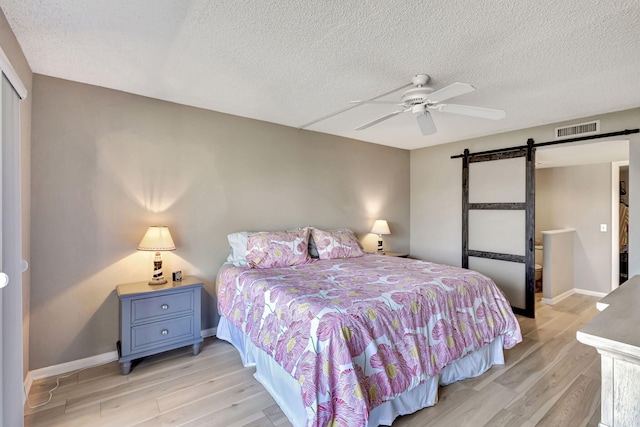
xmin=371 ymin=220 xmax=391 ymax=235
xmin=137 ymin=226 xmax=176 ymax=251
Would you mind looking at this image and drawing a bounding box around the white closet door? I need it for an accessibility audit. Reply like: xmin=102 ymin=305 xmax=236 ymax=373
xmin=1 ymin=72 xmax=24 ymax=427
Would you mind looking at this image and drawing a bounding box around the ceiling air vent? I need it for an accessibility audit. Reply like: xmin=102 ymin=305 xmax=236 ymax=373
xmin=555 ymin=120 xmax=600 ymax=140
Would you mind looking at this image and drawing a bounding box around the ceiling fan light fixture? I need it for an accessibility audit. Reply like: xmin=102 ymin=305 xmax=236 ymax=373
xmin=412 ymin=104 xmax=427 ymax=114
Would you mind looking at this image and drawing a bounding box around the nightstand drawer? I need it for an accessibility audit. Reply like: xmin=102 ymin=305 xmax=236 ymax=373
xmin=131 ymin=315 xmax=195 ymax=353
xmin=131 ymin=290 xmax=194 ymax=323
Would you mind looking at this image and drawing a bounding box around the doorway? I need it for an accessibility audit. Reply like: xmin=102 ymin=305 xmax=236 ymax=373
xmin=535 ymin=140 xmax=629 ymax=297
xmin=615 ymin=162 xmax=629 ymax=288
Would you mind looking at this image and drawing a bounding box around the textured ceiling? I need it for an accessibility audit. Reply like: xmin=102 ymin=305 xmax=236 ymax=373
xmin=1 ymin=0 xmax=639 ymax=150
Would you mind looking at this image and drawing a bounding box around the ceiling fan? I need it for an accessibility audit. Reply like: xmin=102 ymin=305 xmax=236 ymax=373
xmin=351 ymin=74 xmax=506 ymax=136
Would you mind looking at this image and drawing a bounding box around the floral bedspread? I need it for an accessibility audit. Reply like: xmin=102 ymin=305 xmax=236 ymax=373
xmin=217 ymin=255 xmax=522 ymax=427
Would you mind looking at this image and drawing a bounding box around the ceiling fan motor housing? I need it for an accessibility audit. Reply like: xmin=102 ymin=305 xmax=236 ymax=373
xmin=401 ymin=87 xmax=434 ymax=106
xmin=412 ymin=74 xmax=430 ymax=86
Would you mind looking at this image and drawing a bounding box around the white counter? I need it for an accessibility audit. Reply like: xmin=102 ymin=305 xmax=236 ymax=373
xmin=576 ymin=275 xmax=640 ymax=426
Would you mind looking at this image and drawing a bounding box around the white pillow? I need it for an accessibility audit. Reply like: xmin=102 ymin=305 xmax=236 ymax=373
xmin=226 ymin=231 xmax=256 ymax=267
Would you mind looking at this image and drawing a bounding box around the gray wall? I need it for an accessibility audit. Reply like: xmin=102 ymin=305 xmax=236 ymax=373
xmin=29 ymin=75 xmax=410 ymax=369
xmin=411 ymin=108 xmax=640 ymax=290
xmin=0 ymin=8 xmax=33 ymax=378
xmin=536 ymin=164 xmax=612 ymax=293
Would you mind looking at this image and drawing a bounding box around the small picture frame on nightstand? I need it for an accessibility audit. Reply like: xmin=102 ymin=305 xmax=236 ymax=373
xmin=172 ymin=271 xmax=182 ymax=281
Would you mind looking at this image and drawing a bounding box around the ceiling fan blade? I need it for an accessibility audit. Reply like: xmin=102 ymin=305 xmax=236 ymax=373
xmin=355 ymin=110 xmax=404 ymax=130
xmin=350 ymin=100 xmax=401 ymax=105
xmin=299 ymin=81 xmax=413 ymax=129
xmin=416 ymin=111 xmax=437 ymax=135
xmin=436 ymin=103 xmax=506 ymax=120
xmin=426 ymin=82 xmax=476 ymax=103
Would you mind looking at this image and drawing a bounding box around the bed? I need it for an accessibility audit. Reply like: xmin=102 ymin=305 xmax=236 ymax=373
xmin=216 ymin=227 xmax=522 ymax=427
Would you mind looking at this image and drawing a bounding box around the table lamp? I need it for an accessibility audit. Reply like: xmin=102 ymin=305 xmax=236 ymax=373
xmin=371 ymin=219 xmax=391 ymax=253
xmin=138 ymin=226 xmax=176 ymax=285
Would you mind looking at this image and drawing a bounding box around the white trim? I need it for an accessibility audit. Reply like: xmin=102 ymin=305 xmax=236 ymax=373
xmin=542 ymin=288 xmax=575 ymax=305
xmin=28 ymin=351 xmax=118 ymax=381
xmin=0 ymin=46 xmax=27 ymax=99
xmin=23 ymin=371 xmax=33 ymax=404
xmin=201 ymin=327 xmax=217 ymax=338
xmin=574 ymin=288 xmax=608 ymax=299
xmin=27 ymin=328 xmax=217 ymax=382
xmin=613 ymin=160 xmax=629 ymax=292
xmin=612 ymin=162 xmax=620 ymax=292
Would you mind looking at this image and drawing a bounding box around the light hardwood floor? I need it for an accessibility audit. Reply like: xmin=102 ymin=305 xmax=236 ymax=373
xmin=24 ymin=293 xmax=602 ymax=426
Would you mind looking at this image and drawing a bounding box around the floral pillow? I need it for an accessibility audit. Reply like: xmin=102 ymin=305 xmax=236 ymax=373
xmin=246 ymin=228 xmax=312 ymax=269
xmin=311 ymin=228 xmax=364 ymax=260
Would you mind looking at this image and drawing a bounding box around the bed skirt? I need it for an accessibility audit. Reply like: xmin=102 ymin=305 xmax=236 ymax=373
xmin=217 ymin=315 xmax=504 ymax=426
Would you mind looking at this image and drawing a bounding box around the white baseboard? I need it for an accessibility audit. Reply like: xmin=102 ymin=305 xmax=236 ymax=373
xmin=28 ymin=350 xmax=119 ymax=382
xmin=25 ymin=350 xmax=118 ymax=404
xmin=542 ymin=287 xmax=608 ymax=306
xmin=542 ymin=288 xmax=575 ymax=305
xmin=23 ymin=371 xmax=33 ymax=404
xmin=26 ymin=328 xmax=218 ymax=389
xmin=574 ymin=288 xmax=608 ymax=298
xmin=201 ymin=327 xmax=217 ymax=338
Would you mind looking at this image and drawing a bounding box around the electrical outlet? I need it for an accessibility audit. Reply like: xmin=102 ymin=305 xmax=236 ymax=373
xmin=600 ymin=224 xmax=607 ymax=232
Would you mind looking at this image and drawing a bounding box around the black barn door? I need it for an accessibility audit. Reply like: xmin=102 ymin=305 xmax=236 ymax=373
xmin=462 ymin=143 xmax=535 ymax=318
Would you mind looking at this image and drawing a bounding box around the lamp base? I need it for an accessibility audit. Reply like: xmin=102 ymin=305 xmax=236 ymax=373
xmin=149 ymin=252 xmax=167 ymax=285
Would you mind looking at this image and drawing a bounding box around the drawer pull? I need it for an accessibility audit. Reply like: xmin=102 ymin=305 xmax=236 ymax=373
xmin=161 ymin=304 xmax=169 ymax=310
xmin=161 ymin=329 xmax=169 ymax=335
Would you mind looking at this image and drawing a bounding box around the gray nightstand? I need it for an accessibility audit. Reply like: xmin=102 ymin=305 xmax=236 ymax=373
xmin=117 ymin=276 xmax=204 ymax=375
